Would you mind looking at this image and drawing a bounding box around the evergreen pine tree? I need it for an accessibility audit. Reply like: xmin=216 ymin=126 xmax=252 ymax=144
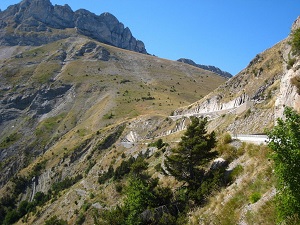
xmin=165 ymin=117 xmax=217 ymax=190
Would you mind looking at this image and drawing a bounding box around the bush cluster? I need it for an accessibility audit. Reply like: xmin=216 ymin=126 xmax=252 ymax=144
xmin=98 ymin=151 xmax=150 ymax=184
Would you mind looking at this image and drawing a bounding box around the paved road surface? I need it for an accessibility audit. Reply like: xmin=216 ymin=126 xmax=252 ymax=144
xmin=234 ymin=134 xmax=269 ymax=145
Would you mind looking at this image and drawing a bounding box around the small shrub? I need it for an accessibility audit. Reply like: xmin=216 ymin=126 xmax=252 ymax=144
xmin=103 ymin=112 xmax=114 ymax=119
xmin=89 ymin=192 xmax=95 ymax=199
xmin=44 ymin=215 xmax=67 ymax=225
xmin=120 ymin=79 xmax=131 ymax=84
xmin=154 ymin=163 xmax=162 ymax=172
xmin=158 ymin=213 xmax=177 ymax=225
xmin=228 ymin=165 xmax=244 ymax=182
xmin=115 ymin=183 xmax=123 ymax=193
xmin=81 ymin=201 xmax=91 ymax=212
xmin=249 ymin=192 xmax=261 ymax=204
xmin=154 ymin=151 xmax=161 ymax=158
xmin=244 ymin=109 xmax=251 ymax=118
xmin=222 ymin=133 xmax=232 ymax=144
xmin=287 ymin=57 xmax=296 ymax=69
xmin=217 ymin=143 xmax=238 ymax=161
xmin=148 ymin=138 xmax=165 ymax=149
xmin=3 ymin=209 xmax=19 ymax=225
xmin=75 ymin=212 xmax=85 ymax=225
xmin=0 ymin=133 xmax=21 ymax=149
xmin=291 ymin=76 xmax=300 ymax=94
xmin=130 ymin=157 xmax=149 ymax=176
xmin=98 ymin=165 xmax=114 ymax=184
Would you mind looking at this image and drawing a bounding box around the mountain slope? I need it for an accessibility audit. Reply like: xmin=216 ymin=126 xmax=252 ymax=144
xmin=183 ymin=16 xmax=300 ymax=225
xmin=0 ymin=35 xmax=226 ymax=188
xmin=172 ymin=35 xmax=298 ymax=134
xmin=0 ymin=1 xmax=299 ymax=224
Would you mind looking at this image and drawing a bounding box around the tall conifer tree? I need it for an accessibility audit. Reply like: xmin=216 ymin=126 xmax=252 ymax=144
xmin=165 ymin=117 xmax=217 ymax=189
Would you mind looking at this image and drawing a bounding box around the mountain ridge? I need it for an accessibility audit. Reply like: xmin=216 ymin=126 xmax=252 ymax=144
xmin=0 ymin=0 xmax=146 ymax=53
xmin=177 ymin=58 xmax=233 ymax=78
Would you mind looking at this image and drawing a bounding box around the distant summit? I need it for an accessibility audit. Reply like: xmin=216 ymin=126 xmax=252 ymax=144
xmin=177 ymin=58 xmax=232 ymax=78
xmin=0 ymin=0 xmax=147 ymax=53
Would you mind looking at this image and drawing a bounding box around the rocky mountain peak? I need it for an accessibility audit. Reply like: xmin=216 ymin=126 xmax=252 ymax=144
xmin=0 ymin=0 xmax=147 ymax=53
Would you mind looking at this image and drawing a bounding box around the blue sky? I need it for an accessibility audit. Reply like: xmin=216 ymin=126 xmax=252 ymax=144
xmin=1 ymin=1 xmax=300 ymax=75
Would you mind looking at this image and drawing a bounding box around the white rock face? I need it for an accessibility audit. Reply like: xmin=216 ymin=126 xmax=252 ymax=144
xmin=172 ymin=93 xmax=250 ymax=119
xmin=30 ymin=169 xmax=56 ymax=201
xmin=275 ymin=19 xmax=300 ymax=119
xmin=123 ymin=130 xmax=139 ymax=143
xmin=275 ymin=64 xmax=300 ymax=119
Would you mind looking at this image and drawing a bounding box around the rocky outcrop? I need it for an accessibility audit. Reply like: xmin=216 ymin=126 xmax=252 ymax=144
xmin=292 ymin=16 xmax=300 ymax=31
xmin=74 ymin=41 xmax=112 ymax=61
xmin=0 ymin=84 xmax=72 ymax=126
xmin=173 ymin=93 xmax=250 ymax=117
xmin=29 ymin=169 xmax=56 ymax=201
xmin=275 ymin=58 xmax=300 ymax=119
xmin=274 ymin=16 xmax=300 ymax=119
xmin=0 ymin=0 xmax=147 ymax=53
xmin=177 ymin=58 xmax=232 ymax=78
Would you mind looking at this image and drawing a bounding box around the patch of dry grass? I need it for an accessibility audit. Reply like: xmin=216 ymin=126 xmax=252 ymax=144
xmin=188 ymin=143 xmax=275 ymax=225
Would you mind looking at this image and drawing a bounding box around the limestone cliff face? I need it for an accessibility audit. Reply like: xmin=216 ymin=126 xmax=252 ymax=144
xmin=275 ymin=16 xmax=300 ymax=119
xmin=0 ymin=0 xmax=147 ymax=53
xmin=173 ymin=93 xmax=250 ymax=117
xmin=275 ymin=59 xmax=300 ymax=119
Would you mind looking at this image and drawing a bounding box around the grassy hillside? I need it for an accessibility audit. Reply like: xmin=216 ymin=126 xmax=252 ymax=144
xmin=2 ymin=20 xmax=299 ymax=224
xmin=0 ymin=36 xmax=228 ymax=224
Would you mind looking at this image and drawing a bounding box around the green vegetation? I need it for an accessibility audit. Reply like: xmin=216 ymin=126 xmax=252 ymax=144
xmin=100 ymin=170 xmax=175 ymax=225
xmin=32 ymin=62 xmax=62 ymax=84
xmin=287 ymin=28 xmax=300 ymax=69
xmin=291 ymin=75 xmax=300 ymax=94
xmin=228 ymin=164 xmax=244 ymax=182
xmin=287 ymin=51 xmax=297 ymax=69
xmin=188 ymin=139 xmax=275 ymax=225
xmin=100 ymin=117 xmax=235 ymax=224
xmin=148 ymin=138 xmax=166 ymax=149
xmin=103 ymin=112 xmax=115 ymax=119
xmin=98 ymin=151 xmax=149 ymax=184
xmin=165 ymin=117 xmax=217 ymax=191
xmin=51 ymin=174 xmax=83 ymax=195
xmin=268 ymin=107 xmax=300 ymax=223
xmin=44 ymin=215 xmax=68 ymax=225
xmin=28 ymin=159 xmax=47 ymax=178
xmin=222 ymin=132 xmax=232 ymax=144
xmin=0 ymin=133 xmax=21 ymax=149
xmin=291 ymin=28 xmax=300 ymax=55
xmin=249 ymin=192 xmax=261 ymax=204
xmin=35 ymin=113 xmax=66 ymax=147
xmin=36 ymin=114 xmax=66 ymax=134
